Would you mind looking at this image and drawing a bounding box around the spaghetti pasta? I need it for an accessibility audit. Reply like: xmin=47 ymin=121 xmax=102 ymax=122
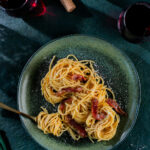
xmin=37 ymin=54 xmax=125 ymax=142
xmin=36 ymin=107 xmax=66 ymax=136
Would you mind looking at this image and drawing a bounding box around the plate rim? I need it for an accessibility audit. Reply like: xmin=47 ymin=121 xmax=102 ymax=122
xmin=17 ymin=34 xmax=141 ymax=150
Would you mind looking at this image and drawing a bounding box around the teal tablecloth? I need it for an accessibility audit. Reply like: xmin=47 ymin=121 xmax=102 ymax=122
xmin=0 ymin=134 xmax=6 ymax=150
xmin=0 ymin=0 xmax=150 ymax=150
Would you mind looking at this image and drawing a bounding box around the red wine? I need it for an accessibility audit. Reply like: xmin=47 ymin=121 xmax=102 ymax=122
xmin=0 ymin=0 xmax=26 ymax=9
xmin=0 ymin=0 xmax=39 ymax=17
xmin=118 ymin=2 xmax=150 ymax=43
xmin=125 ymin=3 xmax=150 ymax=36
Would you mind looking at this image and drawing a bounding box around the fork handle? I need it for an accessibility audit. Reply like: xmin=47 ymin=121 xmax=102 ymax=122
xmin=0 ymin=102 xmax=36 ymax=122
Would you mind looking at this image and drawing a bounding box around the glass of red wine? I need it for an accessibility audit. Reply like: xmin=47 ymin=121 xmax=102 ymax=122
xmin=118 ymin=2 xmax=150 ymax=43
xmin=0 ymin=0 xmax=45 ymax=17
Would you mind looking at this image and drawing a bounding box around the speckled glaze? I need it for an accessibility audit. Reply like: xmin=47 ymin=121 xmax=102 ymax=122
xmin=18 ymin=35 xmax=140 ymax=150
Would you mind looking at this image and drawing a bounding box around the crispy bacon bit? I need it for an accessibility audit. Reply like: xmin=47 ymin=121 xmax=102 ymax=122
xmin=106 ymin=99 xmax=127 ymax=115
xmin=59 ymin=98 xmax=72 ymax=111
xmin=71 ymin=74 xmax=87 ymax=82
xmin=59 ymin=103 xmax=65 ymax=112
xmin=67 ymin=115 xmax=87 ymax=138
xmin=91 ymin=98 xmax=107 ymax=120
xmin=56 ymin=87 xmax=83 ymax=96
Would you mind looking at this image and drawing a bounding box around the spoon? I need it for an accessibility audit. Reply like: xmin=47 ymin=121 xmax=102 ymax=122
xmin=0 ymin=102 xmax=36 ymax=122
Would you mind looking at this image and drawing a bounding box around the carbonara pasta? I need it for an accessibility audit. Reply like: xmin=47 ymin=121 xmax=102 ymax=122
xmin=37 ymin=54 xmax=126 ymax=142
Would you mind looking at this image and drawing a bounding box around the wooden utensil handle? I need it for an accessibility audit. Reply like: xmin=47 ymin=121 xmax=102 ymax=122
xmin=0 ymin=102 xmax=36 ymax=121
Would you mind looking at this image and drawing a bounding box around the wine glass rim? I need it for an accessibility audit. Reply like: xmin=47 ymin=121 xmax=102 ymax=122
xmin=124 ymin=1 xmax=150 ymax=21
xmin=123 ymin=1 xmax=150 ymax=37
xmin=2 ymin=0 xmax=28 ymax=11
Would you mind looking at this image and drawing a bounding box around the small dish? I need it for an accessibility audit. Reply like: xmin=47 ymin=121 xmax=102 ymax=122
xmin=18 ymin=35 xmax=141 ymax=150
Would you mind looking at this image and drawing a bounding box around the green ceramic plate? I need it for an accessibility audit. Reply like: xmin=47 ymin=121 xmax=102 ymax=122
xmin=18 ymin=35 xmax=141 ymax=150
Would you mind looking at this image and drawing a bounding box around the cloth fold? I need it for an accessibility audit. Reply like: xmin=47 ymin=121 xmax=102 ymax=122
xmin=0 ymin=133 xmax=7 ymax=150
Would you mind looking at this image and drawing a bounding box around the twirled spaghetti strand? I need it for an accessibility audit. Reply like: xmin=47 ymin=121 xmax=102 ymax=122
xmin=38 ymin=55 xmax=126 ymax=141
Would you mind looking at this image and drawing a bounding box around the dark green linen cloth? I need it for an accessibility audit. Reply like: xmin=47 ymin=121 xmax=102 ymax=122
xmin=0 ymin=134 xmax=6 ymax=150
